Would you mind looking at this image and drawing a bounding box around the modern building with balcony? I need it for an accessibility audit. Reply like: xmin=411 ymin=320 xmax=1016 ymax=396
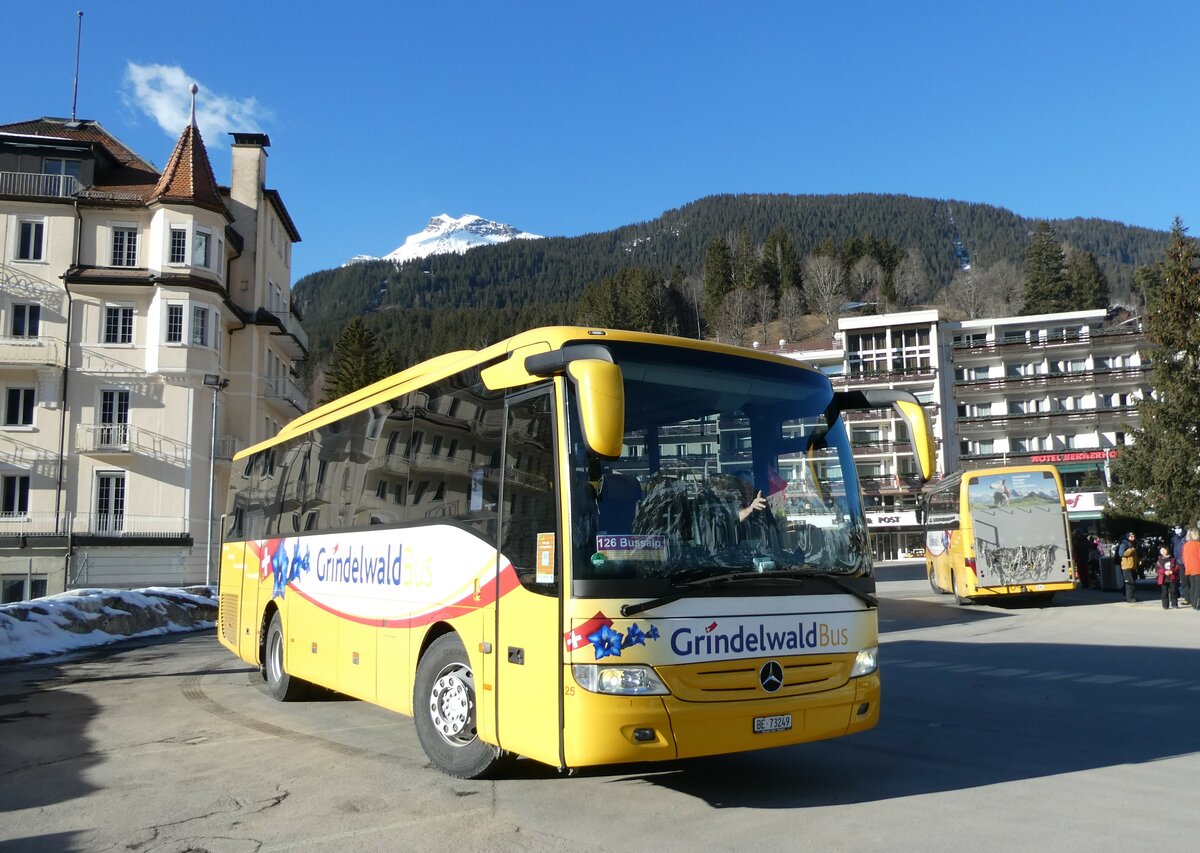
xmin=0 ymin=110 xmax=306 ymax=601
xmin=948 ymin=308 xmax=1149 ymax=527
xmin=775 ymin=307 xmax=1149 ymax=559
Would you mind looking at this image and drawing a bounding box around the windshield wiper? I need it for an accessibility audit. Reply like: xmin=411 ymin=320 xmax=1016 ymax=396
xmin=619 ymin=567 xmax=877 ymax=617
xmin=620 ymin=571 xmax=804 ymax=618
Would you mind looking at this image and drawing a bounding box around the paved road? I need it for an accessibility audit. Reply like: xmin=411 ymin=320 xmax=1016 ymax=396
xmin=3 ymin=568 xmax=1200 ymax=853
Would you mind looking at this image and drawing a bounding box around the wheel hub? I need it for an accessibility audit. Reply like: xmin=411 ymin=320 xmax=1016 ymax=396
xmin=429 ymin=665 xmax=476 ymax=746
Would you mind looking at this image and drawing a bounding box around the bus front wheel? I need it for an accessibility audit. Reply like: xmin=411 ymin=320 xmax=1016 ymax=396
xmin=414 ymin=633 xmax=508 ymax=779
xmin=264 ymin=612 xmax=310 ymax=701
xmin=929 ymin=568 xmax=946 ymax=595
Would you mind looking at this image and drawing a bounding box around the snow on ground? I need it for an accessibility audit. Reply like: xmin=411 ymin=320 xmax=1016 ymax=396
xmin=0 ymin=586 xmax=216 ymax=664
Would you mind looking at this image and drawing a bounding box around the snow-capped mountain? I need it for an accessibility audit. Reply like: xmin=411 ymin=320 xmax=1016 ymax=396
xmin=346 ymin=214 xmax=542 ymax=266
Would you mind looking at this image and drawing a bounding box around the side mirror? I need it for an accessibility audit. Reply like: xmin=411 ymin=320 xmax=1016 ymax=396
xmin=891 ymin=398 xmax=936 ymax=482
xmin=567 ymin=359 xmax=625 ymax=459
xmin=829 ymin=389 xmax=936 ymax=483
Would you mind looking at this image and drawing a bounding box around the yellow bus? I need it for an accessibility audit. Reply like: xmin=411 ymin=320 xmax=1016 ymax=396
xmin=922 ymin=464 xmax=1075 ymax=605
xmin=217 ymin=327 xmax=933 ymax=777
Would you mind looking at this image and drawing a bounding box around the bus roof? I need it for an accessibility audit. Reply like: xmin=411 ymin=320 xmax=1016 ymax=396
xmin=236 ymin=326 xmax=826 ymax=462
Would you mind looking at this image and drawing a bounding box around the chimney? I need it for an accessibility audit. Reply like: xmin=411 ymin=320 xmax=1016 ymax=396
xmin=230 ymin=132 xmax=270 ymax=205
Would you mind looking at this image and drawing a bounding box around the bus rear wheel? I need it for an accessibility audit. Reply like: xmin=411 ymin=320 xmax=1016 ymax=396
xmin=414 ymin=633 xmax=507 ymax=779
xmin=952 ymin=571 xmax=973 ymax=606
xmin=264 ymin=612 xmax=311 ymax=701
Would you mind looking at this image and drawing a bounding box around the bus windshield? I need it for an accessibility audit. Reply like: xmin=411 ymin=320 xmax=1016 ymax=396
xmin=569 ymin=342 xmax=869 ymax=591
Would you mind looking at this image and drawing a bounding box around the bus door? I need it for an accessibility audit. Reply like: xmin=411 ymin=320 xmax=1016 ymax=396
xmin=493 ymin=387 xmax=563 ymax=767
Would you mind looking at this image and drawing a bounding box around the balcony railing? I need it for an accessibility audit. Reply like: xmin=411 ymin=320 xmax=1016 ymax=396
xmin=0 ymin=171 xmax=82 ymax=198
xmin=952 ymin=325 xmax=1143 ymax=353
xmin=72 ymin=513 xmax=189 ymax=538
xmin=0 ymin=512 xmax=69 ymax=537
xmin=0 ymin=335 xmax=66 ymax=367
xmin=75 ymin=424 xmax=190 ymax=461
xmin=263 ymin=376 xmax=309 ymax=413
xmin=0 ymin=512 xmax=188 ymax=539
xmin=954 ymin=365 xmax=1149 ymax=390
xmin=214 ymin=435 xmax=243 ymax=461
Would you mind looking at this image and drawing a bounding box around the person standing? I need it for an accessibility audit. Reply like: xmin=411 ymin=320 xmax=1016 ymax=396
xmin=1155 ymin=545 xmax=1180 ymax=609
xmin=1170 ymin=526 xmax=1187 ymax=603
xmin=1183 ymin=528 xmax=1200 ymax=610
xmin=1118 ymin=532 xmax=1139 ymax=603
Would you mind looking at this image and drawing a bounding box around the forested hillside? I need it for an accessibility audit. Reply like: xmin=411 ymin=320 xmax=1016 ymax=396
xmin=292 ymin=193 xmax=1170 ymax=376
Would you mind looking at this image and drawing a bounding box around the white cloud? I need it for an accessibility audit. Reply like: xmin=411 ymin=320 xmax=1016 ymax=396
xmin=122 ymin=63 xmax=271 ymax=146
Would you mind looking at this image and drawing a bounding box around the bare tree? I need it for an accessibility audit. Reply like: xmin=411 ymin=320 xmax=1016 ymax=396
xmin=889 ymin=248 xmax=928 ymax=310
xmin=946 ymin=269 xmax=988 ymax=319
xmin=804 ymin=254 xmax=847 ymax=332
xmin=778 ymin=286 xmax=805 ymax=342
xmin=850 ymin=256 xmax=882 ymax=302
xmin=753 ymin=283 xmax=776 ymax=344
xmin=977 ymin=259 xmax=1024 ymax=316
xmin=948 ymin=260 xmax=1024 ymax=318
xmin=715 ymin=288 xmax=755 ymax=346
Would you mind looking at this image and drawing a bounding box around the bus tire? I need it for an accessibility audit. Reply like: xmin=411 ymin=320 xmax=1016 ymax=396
xmin=952 ymin=571 xmax=972 ymax=606
xmin=264 ymin=612 xmax=310 ymax=701
xmin=929 ymin=568 xmax=946 ymax=594
xmin=414 ymin=633 xmax=507 ymax=779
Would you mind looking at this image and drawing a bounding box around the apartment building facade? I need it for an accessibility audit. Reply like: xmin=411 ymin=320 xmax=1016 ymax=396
xmin=0 ymin=113 xmax=306 ymax=601
xmin=779 ymin=307 xmax=1149 ymax=559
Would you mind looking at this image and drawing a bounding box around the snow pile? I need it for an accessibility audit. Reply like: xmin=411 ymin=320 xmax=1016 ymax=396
xmin=0 ymin=586 xmax=216 ymax=664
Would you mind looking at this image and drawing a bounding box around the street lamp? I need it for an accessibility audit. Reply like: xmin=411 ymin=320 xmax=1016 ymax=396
xmin=203 ymin=373 xmax=229 ymax=587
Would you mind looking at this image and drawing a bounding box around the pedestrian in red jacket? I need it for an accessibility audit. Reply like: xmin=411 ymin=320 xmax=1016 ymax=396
xmin=1156 ymin=545 xmax=1180 ymax=609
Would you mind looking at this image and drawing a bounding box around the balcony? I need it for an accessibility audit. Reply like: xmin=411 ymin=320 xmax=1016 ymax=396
xmin=833 ymin=366 xmax=938 ymax=387
xmin=0 ymin=512 xmax=69 ymax=539
xmin=952 ymin=325 xmax=1143 ymax=355
xmin=0 ymin=336 xmax=66 ymax=368
xmin=214 ymin=435 xmax=243 ymax=461
xmin=75 ymin=424 xmax=190 ymax=462
xmin=955 ymin=403 xmax=1142 ymax=433
xmin=954 ymin=365 xmax=1149 ymax=392
xmin=0 ymin=512 xmax=189 ymax=542
xmin=261 ymin=304 xmax=309 ymax=359
xmin=262 ymin=376 xmax=308 ymax=414
xmin=0 ymin=171 xmax=81 ymax=199
xmin=71 ymin=513 xmax=190 ymax=541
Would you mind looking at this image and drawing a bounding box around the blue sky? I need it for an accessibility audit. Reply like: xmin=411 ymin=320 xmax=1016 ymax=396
xmin=5 ymin=2 xmax=1198 ymax=281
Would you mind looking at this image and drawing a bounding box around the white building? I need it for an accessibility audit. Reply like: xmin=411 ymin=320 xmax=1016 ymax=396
xmin=779 ymin=307 xmax=1149 ymax=558
xmin=0 ymin=112 xmax=306 ymax=601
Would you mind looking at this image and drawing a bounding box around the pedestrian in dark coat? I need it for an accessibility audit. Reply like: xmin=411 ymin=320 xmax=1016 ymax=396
xmin=1118 ymin=532 xmax=1139 ymax=603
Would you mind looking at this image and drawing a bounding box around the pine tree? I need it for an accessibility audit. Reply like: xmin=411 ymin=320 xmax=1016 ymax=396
xmin=703 ymin=237 xmax=733 ymax=317
xmin=1108 ymin=218 xmax=1200 ymax=525
xmin=1067 ymin=248 xmax=1110 ymax=310
xmin=731 ymin=229 xmax=760 ymax=293
xmin=1022 ymin=222 xmax=1070 ymax=313
xmin=323 ymin=317 xmax=391 ymax=401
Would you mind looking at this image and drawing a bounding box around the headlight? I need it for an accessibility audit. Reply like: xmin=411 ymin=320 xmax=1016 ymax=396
xmin=850 ymin=646 xmax=878 ymax=677
xmin=572 ymin=664 xmax=669 ymax=695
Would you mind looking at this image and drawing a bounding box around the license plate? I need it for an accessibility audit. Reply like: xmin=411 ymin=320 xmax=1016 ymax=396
xmin=753 ymin=714 xmax=792 ymax=734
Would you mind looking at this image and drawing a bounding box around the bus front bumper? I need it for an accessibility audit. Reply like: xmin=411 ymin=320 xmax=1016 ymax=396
xmin=561 ymin=671 xmax=879 ymax=767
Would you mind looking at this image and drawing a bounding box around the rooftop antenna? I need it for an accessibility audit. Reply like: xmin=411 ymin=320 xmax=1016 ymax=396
xmin=189 ymin=83 xmax=199 ymax=127
xmin=70 ymin=11 xmax=83 ymax=122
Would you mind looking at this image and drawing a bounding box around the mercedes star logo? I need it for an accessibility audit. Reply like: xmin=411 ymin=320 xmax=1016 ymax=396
xmin=759 ymin=660 xmax=784 ymax=693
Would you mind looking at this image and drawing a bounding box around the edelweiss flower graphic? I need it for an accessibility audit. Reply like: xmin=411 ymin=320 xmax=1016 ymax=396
xmin=589 ymin=624 xmax=623 ymax=659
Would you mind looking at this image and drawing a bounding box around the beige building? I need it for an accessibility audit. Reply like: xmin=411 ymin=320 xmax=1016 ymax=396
xmin=0 ymin=112 xmax=306 ymax=601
